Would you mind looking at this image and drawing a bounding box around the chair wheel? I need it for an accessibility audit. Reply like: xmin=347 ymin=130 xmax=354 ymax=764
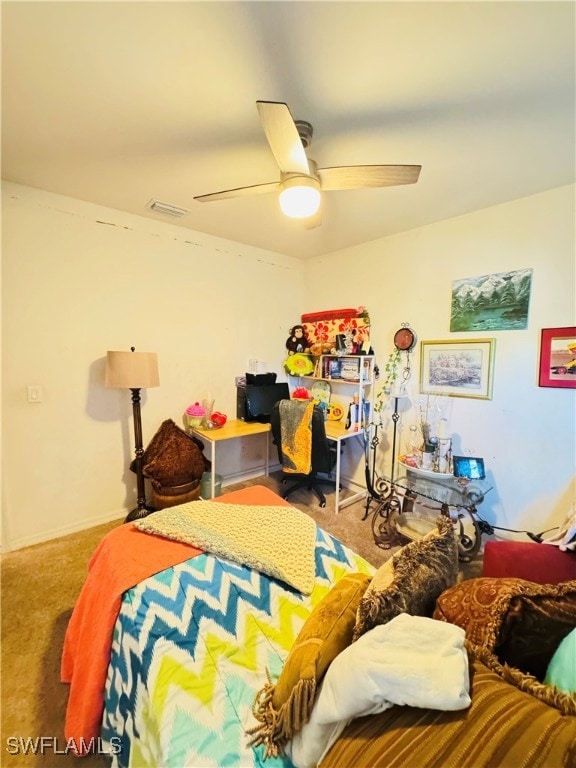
xmin=320 ymin=501 xmax=326 ymax=508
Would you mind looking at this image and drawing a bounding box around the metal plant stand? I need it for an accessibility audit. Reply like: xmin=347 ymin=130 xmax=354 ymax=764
xmin=362 ymin=395 xmax=407 ymax=549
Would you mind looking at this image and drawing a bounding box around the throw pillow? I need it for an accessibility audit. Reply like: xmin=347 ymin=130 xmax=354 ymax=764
xmin=545 ymin=628 xmax=576 ymax=694
xmin=133 ymin=418 xmax=209 ymax=486
xmin=320 ymin=653 xmax=576 ymax=768
xmin=434 ymin=577 xmax=576 ymax=680
xmin=289 ymin=614 xmax=470 ymax=768
xmin=246 ymin=571 xmax=371 ymax=759
xmin=352 ymin=516 xmax=459 ymax=641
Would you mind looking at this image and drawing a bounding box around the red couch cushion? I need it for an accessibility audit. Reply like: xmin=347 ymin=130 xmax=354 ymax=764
xmin=482 ymin=541 xmax=576 ymax=584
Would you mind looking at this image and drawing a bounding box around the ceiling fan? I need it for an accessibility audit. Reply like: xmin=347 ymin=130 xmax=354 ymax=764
xmin=194 ymin=101 xmax=421 ymax=226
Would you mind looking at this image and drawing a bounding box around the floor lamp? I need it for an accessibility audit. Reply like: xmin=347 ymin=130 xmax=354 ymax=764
xmin=105 ymin=347 xmax=160 ymax=522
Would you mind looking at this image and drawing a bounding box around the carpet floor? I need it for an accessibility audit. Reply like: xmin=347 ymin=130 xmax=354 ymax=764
xmin=1 ymin=472 xmax=482 ymax=766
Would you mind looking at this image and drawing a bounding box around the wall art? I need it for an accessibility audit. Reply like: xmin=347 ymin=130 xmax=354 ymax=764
xmin=450 ymin=268 xmax=532 ymax=332
xmin=420 ymin=338 xmax=495 ymax=399
xmin=538 ymin=326 xmax=576 ymax=389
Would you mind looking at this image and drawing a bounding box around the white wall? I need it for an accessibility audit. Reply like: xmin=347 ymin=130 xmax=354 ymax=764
xmin=2 ymin=183 xmax=304 ymax=549
xmin=2 ymin=182 xmax=575 ymax=550
xmin=304 ymin=184 xmax=576 ymax=538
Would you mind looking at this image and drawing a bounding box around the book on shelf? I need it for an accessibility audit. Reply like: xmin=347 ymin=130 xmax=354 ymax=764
xmin=340 ymin=359 xmax=360 ymax=381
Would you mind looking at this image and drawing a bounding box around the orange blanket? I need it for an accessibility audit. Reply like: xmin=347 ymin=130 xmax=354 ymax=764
xmin=61 ymin=485 xmax=285 ymax=755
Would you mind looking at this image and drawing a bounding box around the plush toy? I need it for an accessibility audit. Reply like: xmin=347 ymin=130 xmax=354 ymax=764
xmin=285 ymin=324 xmax=310 ymax=355
xmin=309 ymin=341 xmax=332 ymax=357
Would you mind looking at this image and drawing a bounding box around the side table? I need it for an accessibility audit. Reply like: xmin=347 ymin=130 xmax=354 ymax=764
xmin=369 ymin=462 xmax=493 ymax=561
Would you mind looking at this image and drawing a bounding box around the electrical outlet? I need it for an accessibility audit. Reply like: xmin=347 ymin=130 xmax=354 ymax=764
xmin=27 ymin=385 xmax=44 ymax=403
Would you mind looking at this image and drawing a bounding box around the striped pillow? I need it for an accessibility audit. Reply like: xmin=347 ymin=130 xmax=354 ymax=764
xmin=321 ymin=653 xmax=576 ymax=768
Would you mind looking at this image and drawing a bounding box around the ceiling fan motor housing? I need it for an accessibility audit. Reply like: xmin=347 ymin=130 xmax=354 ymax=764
xmin=295 ymin=120 xmax=313 ymax=148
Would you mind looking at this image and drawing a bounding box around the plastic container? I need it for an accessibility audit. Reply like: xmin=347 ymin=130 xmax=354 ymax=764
xmin=200 ymin=472 xmax=223 ymax=499
xmin=186 ymin=402 xmax=206 ymax=429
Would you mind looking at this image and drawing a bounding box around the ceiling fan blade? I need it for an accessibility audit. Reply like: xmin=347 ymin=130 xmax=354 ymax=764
xmin=318 ymin=164 xmax=421 ymax=191
xmin=256 ymin=101 xmax=310 ymax=176
xmin=194 ymin=180 xmax=279 ymax=203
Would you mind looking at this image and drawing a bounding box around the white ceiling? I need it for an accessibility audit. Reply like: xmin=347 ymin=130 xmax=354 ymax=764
xmin=2 ymin=1 xmax=575 ymax=260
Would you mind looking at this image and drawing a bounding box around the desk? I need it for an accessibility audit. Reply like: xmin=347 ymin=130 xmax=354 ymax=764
xmin=324 ymin=422 xmax=366 ymax=514
xmin=192 ymin=418 xmax=365 ymax=513
xmin=191 ymin=420 xmax=271 ymax=498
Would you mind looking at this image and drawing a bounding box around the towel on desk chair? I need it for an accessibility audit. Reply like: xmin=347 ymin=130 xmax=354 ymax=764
xmin=279 ymin=399 xmax=314 ymax=475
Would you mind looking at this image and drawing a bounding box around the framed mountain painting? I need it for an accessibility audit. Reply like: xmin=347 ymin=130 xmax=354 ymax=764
xmin=450 ymin=268 xmax=532 ymax=332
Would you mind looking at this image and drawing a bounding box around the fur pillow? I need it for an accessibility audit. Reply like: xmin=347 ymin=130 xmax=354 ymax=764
xmin=246 ymin=572 xmax=371 ymax=759
xmin=353 ymin=516 xmax=459 ymax=641
xmin=131 ymin=418 xmax=209 ymax=487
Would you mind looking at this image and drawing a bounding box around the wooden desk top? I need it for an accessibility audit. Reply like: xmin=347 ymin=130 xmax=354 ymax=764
xmin=192 ymin=418 xmax=359 ymax=443
xmin=191 ymin=419 xmax=271 ymax=442
xmin=324 ymin=421 xmax=363 ymax=440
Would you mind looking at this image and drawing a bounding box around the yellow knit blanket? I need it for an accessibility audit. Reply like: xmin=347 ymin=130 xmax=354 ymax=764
xmin=135 ymin=500 xmax=317 ymax=594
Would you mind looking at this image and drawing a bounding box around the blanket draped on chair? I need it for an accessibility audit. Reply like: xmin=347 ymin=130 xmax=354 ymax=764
xmin=279 ymin=399 xmax=314 ymax=475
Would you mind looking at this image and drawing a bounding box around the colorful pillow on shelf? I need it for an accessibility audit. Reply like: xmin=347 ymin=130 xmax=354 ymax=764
xmin=246 ymin=572 xmax=371 ymax=759
xmin=283 ymin=353 xmax=315 ymax=376
xmin=352 ymin=516 xmax=459 ymax=641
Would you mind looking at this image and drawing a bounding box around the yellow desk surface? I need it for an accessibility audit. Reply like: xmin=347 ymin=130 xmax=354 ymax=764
xmin=192 ymin=419 xmax=270 ymax=441
xmin=192 ymin=418 xmax=364 ymax=512
xmin=191 ymin=420 xmax=271 ymax=498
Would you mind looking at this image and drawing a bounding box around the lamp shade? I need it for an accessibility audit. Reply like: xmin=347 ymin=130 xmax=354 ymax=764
xmin=105 ymin=350 xmax=159 ymax=389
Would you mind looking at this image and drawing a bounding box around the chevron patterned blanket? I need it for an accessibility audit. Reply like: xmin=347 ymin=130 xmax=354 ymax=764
xmin=101 ymin=526 xmax=374 ymax=767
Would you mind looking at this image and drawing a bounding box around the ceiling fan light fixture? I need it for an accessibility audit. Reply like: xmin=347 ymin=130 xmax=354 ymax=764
xmin=279 ymin=176 xmax=321 ymax=218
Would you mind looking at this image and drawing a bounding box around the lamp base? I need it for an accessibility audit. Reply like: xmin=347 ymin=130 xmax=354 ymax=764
xmin=125 ymin=505 xmax=155 ymax=523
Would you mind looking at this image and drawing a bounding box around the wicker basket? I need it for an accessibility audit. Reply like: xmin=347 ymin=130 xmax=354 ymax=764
xmin=151 ymin=479 xmax=201 ymax=510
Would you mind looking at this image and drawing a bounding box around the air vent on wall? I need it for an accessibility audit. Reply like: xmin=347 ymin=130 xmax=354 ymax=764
xmin=147 ymin=199 xmax=189 ymax=218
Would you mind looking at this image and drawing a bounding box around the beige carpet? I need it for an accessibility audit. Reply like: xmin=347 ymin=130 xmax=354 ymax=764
xmin=1 ymin=472 xmax=482 ymax=767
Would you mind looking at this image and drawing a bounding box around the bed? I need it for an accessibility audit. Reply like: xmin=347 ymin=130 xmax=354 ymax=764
xmin=62 ymin=485 xmax=374 ymax=767
xmin=62 ymin=486 xmax=576 ymax=768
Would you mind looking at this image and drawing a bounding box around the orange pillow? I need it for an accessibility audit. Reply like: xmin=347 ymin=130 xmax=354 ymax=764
xmin=247 ymin=572 xmax=371 ymax=758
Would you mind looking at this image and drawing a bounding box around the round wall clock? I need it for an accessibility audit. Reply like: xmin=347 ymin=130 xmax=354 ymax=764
xmin=393 ymin=325 xmax=416 ymax=352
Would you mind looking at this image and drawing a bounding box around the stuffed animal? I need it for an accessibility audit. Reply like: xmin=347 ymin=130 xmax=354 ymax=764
xmin=309 ymin=341 xmax=332 ymax=357
xmin=285 ymin=324 xmax=310 ymax=355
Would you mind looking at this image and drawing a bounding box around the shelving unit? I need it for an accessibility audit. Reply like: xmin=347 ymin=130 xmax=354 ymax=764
xmin=297 ymin=354 xmax=375 ymax=432
xmin=287 ymin=354 xmax=375 ymax=513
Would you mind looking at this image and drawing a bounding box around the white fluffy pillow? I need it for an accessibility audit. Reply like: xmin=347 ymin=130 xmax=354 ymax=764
xmin=288 ymin=613 xmax=470 ymax=768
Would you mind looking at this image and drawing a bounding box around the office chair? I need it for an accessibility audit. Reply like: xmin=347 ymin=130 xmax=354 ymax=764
xmin=270 ymin=400 xmax=338 ymax=508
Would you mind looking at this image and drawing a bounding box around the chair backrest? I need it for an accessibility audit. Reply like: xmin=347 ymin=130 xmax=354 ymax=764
xmin=270 ymin=400 xmax=334 ymax=475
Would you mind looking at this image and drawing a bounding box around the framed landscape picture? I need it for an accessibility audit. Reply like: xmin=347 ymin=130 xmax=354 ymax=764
xmin=420 ymin=338 xmax=495 ymax=399
xmin=538 ymin=327 xmax=576 ymax=388
xmin=450 ymin=268 xmax=532 ymax=332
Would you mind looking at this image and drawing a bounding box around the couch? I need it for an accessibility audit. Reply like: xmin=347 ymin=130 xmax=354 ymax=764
xmin=482 ymin=538 xmax=576 ymax=583
xmin=320 ymin=540 xmax=576 ymax=768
